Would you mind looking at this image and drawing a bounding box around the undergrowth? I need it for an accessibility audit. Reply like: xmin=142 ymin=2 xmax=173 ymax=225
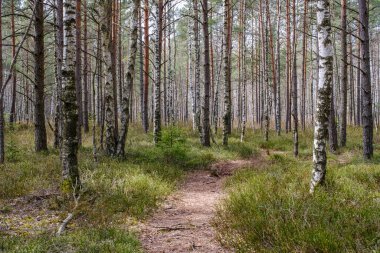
xmin=0 ymin=123 xmax=255 ymax=252
xmin=215 ymin=127 xmax=380 ymax=252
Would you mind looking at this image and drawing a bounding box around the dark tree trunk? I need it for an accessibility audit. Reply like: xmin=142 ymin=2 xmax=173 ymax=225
xmin=54 ymin=0 xmax=64 ymax=149
xmin=143 ymin=0 xmax=149 ymax=133
xmin=359 ymin=0 xmax=373 ymax=159
xmin=339 ymin=0 xmax=347 ymax=147
xmin=34 ymin=0 xmax=48 ymax=152
xmin=222 ymin=0 xmax=231 ymax=145
xmin=329 ymin=89 xmax=338 ymax=153
xmin=9 ymin=0 xmax=16 ymax=125
xmin=201 ymin=0 xmax=211 ymax=147
xmin=83 ymin=0 xmax=89 ymax=133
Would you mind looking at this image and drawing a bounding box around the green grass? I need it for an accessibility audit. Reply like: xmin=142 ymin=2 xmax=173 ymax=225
xmin=0 ymin=228 xmax=141 ymax=253
xmin=214 ymin=127 xmax=380 ymax=252
xmin=3 ymin=123 xmax=378 ymax=252
xmin=0 ymin=122 xmax=256 ymax=252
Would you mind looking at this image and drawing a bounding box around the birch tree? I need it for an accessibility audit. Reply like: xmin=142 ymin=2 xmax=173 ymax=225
xmin=100 ymin=0 xmax=117 ymax=155
xmin=153 ymin=0 xmax=163 ymax=144
xmin=61 ymin=0 xmax=81 ymax=189
xmin=117 ymin=0 xmax=140 ymax=156
xmin=310 ymin=0 xmax=333 ymax=193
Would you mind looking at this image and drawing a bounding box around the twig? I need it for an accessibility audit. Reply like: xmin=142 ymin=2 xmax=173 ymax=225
xmin=56 ymin=185 xmax=81 ymax=236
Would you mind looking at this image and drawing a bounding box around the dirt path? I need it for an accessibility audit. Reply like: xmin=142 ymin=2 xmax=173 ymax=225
xmin=139 ymin=156 xmax=262 ymax=253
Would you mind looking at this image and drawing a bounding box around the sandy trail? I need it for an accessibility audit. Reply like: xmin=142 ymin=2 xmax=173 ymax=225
xmin=139 ymin=156 xmax=261 ymax=253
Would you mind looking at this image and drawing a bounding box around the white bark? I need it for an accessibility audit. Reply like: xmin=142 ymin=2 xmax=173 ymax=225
xmin=310 ymin=0 xmax=333 ymax=193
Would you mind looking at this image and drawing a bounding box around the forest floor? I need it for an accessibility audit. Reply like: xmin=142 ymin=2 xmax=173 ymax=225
xmin=138 ymin=156 xmax=263 ymax=253
xmin=1 ymin=124 xmax=379 ymax=252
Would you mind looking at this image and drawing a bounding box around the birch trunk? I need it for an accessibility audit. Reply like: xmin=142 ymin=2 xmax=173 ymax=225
xmin=153 ymin=0 xmax=163 ymax=144
xmin=117 ymin=0 xmax=140 ymax=156
xmin=310 ymin=0 xmax=333 ymax=193
xmin=100 ymin=0 xmax=117 ymax=155
xmin=193 ymin=0 xmax=201 ymax=134
xmin=62 ymin=0 xmax=80 ymax=190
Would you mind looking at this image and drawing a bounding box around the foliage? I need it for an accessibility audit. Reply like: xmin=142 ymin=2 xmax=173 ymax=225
xmin=0 ymin=228 xmax=142 ymax=253
xmin=214 ymin=128 xmax=380 ymax=252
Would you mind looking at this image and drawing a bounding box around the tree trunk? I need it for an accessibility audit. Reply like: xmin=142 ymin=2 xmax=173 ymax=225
xmin=222 ymin=0 xmax=231 ymax=145
xmin=153 ymin=0 xmax=163 ymax=144
xmin=193 ymin=0 xmax=201 ymax=135
xmin=117 ymin=0 xmax=140 ymax=156
xmin=9 ymin=0 xmax=16 ymax=125
xmin=62 ymin=0 xmax=81 ymax=190
xmin=292 ymin=0 xmax=298 ymax=156
xmin=0 ymin=0 xmax=4 ymax=163
xmin=75 ymin=0 xmax=82 ymax=143
xmin=83 ymin=0 xmax=89 ymax=133
xmin=329 ymin=88 xmax=338 ymax=152
xmin=310 ymin=0 xmax=333 ymax=193
xmin=54 ymin=0 xmax=64 ymax=149
xmin=240 ymin=0 xmax=247 ymax=142
xmin=201 ymin=0 xmax=211 ymax=147
xmin=339 ymin=0 xmax=347 ymax=147
xmin=285 ymin=0 xmax=291 ymax=133
xmin=359 ymin=0 xmax=373 ymax=159
xmin=275 ymin=0 xmax=282 ymax=135
xmin=143 ymin=0 xmax=149 ymax=133
xmin=301 ymin=0 xmax=308 ymax=131
xmin=356 ymin=29 xmax=361 ymax=126
xmin=100 ymin=0 xmax=117 ymax=155
xmin=34 ymin=0 xmax=48 ymax=152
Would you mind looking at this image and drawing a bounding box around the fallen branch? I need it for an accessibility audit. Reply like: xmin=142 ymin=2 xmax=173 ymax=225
xmin=56 ymin=186 xmax=81 ymax=236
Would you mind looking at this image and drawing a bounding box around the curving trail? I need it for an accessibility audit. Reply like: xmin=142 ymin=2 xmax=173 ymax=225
xmin=139 ymin=155 xmax=263 ymax=253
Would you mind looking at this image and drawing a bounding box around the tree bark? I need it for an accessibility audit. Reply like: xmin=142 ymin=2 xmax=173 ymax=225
xmin=310 ymin=0 xmax=333 ymax=193
xmin=34 ymin=0 xmax=48 ymax=152
xmin=359 ymin=0 xmax=373 ymax=159
xmin=292 ymin=0 xmax=298 ymax=156
xmin=201 ymin=0 xmax=211 ymax=146
xmin=193 ymin=0 xmax=201 ymax=135
xmin=62 ymin=0 xmax=81 ymax=190
xmin=83 ymin=0 xmax=89 ymax=133
xmin=222 ymin=0 xmax=231 ymax=145
xmin=0 ymin=0 xmax=4 ymax=163
xmin=153 ymin=0 xmax=163 ymax=144
xmin=339 ymin=0 xmax=347 ymax=147
xmin=100 ymin=0 xmax=117 ymax=155
xmin=117 ymin=0 xmax=140 ymax=156
xmin=9 ymin=0 xmax=17 ymax=125
xmin=143 ymin=0 xmax=149 ymax=133
xmin=54 ymin=0 xmax=64 ymax=149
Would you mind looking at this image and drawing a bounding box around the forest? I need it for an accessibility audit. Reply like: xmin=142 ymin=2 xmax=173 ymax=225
xmin=0 ymin=0 xmax=379 ymax=252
